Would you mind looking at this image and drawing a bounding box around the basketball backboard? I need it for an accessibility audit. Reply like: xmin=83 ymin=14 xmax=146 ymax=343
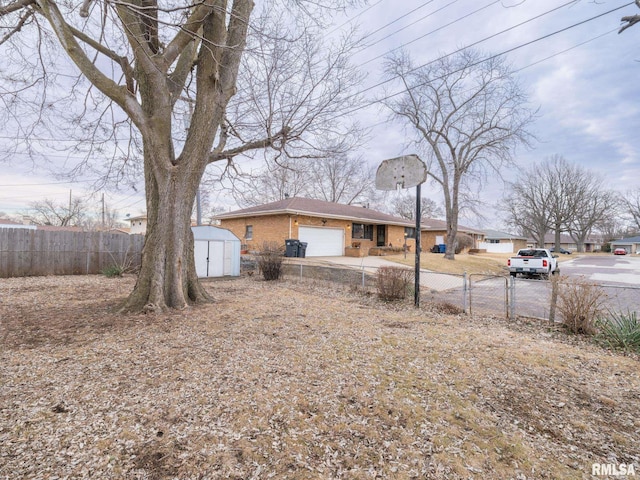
xmin=375 ymin=154 xmax=427 ymax=191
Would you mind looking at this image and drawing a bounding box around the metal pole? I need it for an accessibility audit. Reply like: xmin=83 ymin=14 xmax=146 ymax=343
xmin=414 ymin=184 xmax=421 ymax=307
xmin=462 ymin=272 xmax=467 ymax=313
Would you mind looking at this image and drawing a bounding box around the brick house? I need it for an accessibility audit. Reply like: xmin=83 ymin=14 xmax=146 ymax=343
xmin=420 ymin=218 xmax=485 ymax=253
xmin=217 ymin=197 xmax=418 ymax=257
xmin=217 ymin=197 xmax=484 ymax=257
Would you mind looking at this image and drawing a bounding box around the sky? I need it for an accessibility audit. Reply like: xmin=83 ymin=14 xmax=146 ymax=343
xmin=1 ymin=0 xmax=639 ymax=229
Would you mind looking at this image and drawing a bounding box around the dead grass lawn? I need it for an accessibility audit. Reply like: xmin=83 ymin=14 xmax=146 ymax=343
xmin=1 ymin=275 xmax=639 ymax=479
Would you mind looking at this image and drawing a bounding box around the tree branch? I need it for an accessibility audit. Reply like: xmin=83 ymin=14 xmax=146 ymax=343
xmin=619 ymin=0 xmax=640 ymax=33
xmin=0 ymin=0 xmax=35 ymax=16
xmin=208 ymin=127 xmax=291 ymax=164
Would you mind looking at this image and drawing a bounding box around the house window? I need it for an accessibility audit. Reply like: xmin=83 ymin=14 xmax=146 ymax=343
xmin=245 ymin=225 xmax=253 ymax=240
xmin=404 ymin=227 xmax=416 ymax=239
xmin=352 ymin=223 xmax=373 ymax=240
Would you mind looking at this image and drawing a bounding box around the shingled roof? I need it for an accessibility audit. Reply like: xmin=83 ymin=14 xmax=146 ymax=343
xmin=217 ymin=197 xmax=482 ymax=235
xmin=217 ymin=197 xmax=414 ymax=226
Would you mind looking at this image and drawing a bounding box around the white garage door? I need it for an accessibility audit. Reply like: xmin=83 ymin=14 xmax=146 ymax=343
xmin=298 ymin=226 xmax=344 ymax=257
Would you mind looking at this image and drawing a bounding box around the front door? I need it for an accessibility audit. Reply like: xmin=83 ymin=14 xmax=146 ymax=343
xmin=376 ymin=225 xmax=386 ymax=247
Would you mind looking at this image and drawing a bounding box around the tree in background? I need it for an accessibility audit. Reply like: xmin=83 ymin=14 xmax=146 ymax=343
xmin=28 ymin=197 xmax=87 ymax=227
xmin=0 ymin=0 xmax=363 ymax=312
xmin=502 ymin=181 xmax=550 ymax=248
xmin=382 ymin=49 xmax=535 ymax=260
xmin=621 ymin=188 xmax=640 ymax=232
xmin=231 ymin=154 xmax=375 ymax=207
xmin=504 ymin=155 xmax=614 ymax=252
xmin=390 ymin=193 xmax=444 ymax=222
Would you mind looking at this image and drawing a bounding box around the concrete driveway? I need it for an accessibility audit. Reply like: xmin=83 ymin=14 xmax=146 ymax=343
xmin=304 ymin=256 xmax=464 ymax=292
xmin=559 ymin=254 xmax=640 ymax=286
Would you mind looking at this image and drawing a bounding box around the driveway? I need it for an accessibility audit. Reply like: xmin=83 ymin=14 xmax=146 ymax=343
xmin=305 ymin=256 xmax=464 ymax=292
xmin=559 ymin=254 xmax=640 ymax=286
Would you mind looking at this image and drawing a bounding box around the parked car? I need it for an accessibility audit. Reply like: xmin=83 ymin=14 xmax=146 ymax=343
xmin=550 ymin=247 xmax=571 ymax=255
xmin=614 ymin=248 xmax=627 ymax=255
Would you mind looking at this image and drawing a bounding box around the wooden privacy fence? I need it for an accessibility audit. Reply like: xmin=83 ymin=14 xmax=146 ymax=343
xmin=0 ymin=228 xmax=145 ymax=278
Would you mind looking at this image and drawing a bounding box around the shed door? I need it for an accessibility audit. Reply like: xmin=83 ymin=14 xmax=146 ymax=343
xmin=195 ymin=240 xmax=227 ymax=277
xmin=194 ymin=240 xmax=210 ymax=277
xmin=298 ymin=226 xmax=344 ymax=257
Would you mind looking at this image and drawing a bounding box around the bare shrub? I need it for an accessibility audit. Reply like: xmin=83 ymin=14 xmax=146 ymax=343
xmin=454 ymin=234 xmax=474 ymax=254
xmin=376 ymin=267 xmax=413 ymax=301
xmin=256 ymin=242 xmax=285 ymax=281
xmin=556 ymin=277 xmax=607 ymax=335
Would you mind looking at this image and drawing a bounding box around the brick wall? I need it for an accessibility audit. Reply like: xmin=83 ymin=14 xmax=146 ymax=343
xmin=221 ymin=214 xmax=417 ymax=255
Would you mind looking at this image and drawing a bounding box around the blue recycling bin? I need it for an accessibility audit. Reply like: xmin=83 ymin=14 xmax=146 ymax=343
xmin=438 ymin=244 xmax=446 ymax=253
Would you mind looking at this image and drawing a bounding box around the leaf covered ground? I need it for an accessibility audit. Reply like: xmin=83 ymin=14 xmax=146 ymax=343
xmin=1 ymin=275 xmax=638 ymax=479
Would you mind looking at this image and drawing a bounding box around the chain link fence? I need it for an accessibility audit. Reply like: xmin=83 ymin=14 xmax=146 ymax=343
xmin=260 ymin=260 xmax=639 ymax=322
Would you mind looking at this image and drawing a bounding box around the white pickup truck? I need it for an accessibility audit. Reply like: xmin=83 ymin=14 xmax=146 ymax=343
xmin=507 ymin=248 xmax=560 ymax=279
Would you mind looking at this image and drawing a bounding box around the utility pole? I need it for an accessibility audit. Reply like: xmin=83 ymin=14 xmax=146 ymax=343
xmin=101 ymin=193 xmax=105 ymax=229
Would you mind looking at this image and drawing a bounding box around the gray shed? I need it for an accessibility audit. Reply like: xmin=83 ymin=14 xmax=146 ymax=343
xmin=192 ymin=226 xmax=241 ymax=278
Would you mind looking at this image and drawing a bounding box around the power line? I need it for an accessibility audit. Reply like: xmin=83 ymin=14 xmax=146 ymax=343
xmin=325 ymin=0 xmax=387 ymax=36
xmin=356 ymin=0 xmax=440 ymax=43
xmin=344 ymin=1 xmax=632 ymax=112
xmin=357 ymin=0 xmax=500 ymax=67
xmin=359 ymin=26 xmax=621 ymax=132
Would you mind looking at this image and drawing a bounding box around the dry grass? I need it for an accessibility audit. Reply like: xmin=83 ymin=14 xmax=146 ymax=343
xmin=388 ymin=251 xmax=578 ymax=277
xmin=388 ymin=252 xmax=508 ymax=276
xmin=1 ymin=275 xmax=639 ymax=479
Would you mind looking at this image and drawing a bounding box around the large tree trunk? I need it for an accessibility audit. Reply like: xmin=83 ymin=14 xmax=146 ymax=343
xmin=121 ymin=144 xmax=212 ymax=313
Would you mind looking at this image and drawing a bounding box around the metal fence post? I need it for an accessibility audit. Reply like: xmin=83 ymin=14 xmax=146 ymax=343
xmin=463 ymin=272 xmax=468 ymax=314
xmin=509 ymin=276 xmax=516 ymax=320
xmin=300 ymin=263 xmax=303 ymax=280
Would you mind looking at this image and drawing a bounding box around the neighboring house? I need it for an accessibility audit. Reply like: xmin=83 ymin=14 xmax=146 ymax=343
xmin=126 ymin=215 xmax=147 ymax=235
xmin=527 ymin=233 xmax=602 ymax=252
xmin=0 ymin=218 xmax=37 ymax=230
xmin=0 ymin=218 xmax=85 ymax=232
xmin=420 ymin=218 xmax=485 ymax=252
xmin=610 ymin=236 xmax=640 ymax=254
xmin=479 ymin=230 xmax=528 ymax=253
xmin=216 ymin=197 xmax=484 ymax=257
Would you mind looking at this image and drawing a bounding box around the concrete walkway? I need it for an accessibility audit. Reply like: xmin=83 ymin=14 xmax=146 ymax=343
xmin=290 ymin=255 xmax=464 ymax=292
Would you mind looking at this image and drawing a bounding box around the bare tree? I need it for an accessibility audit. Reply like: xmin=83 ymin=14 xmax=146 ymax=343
xmin=28 ymin=197 xmax=87 ymax=227
xmin=568 ymin=186 xmax=616 ymax=252
xmin=231 ymin=157 xmax=309 ymax=207
xmin=382 ymin=49 xmax=535 ymax=259
xmin=504 ymin=155 xmax=614 ymax=252
xmin=306 ymin=154 xmax=375 ymax=205
xmin=502 ymin=181 xmax=550 ymax=248
xmin=1 ymin=0 xmax=363 ymax=311
xmin=390 ymin=193 xmax=443 ymax=222
xmin=231 ymin=154 xmax=375 ymax=207
xmin=622 ymin=188 xmax=640 ymax=231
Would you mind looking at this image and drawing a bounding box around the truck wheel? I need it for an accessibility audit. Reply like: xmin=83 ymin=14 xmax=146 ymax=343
xmin=510 ymin=272 xmax=516 ymax=278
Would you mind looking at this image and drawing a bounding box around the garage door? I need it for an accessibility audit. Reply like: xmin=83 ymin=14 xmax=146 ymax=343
xmin=298 ymin=226 xmax=344 ymax=257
